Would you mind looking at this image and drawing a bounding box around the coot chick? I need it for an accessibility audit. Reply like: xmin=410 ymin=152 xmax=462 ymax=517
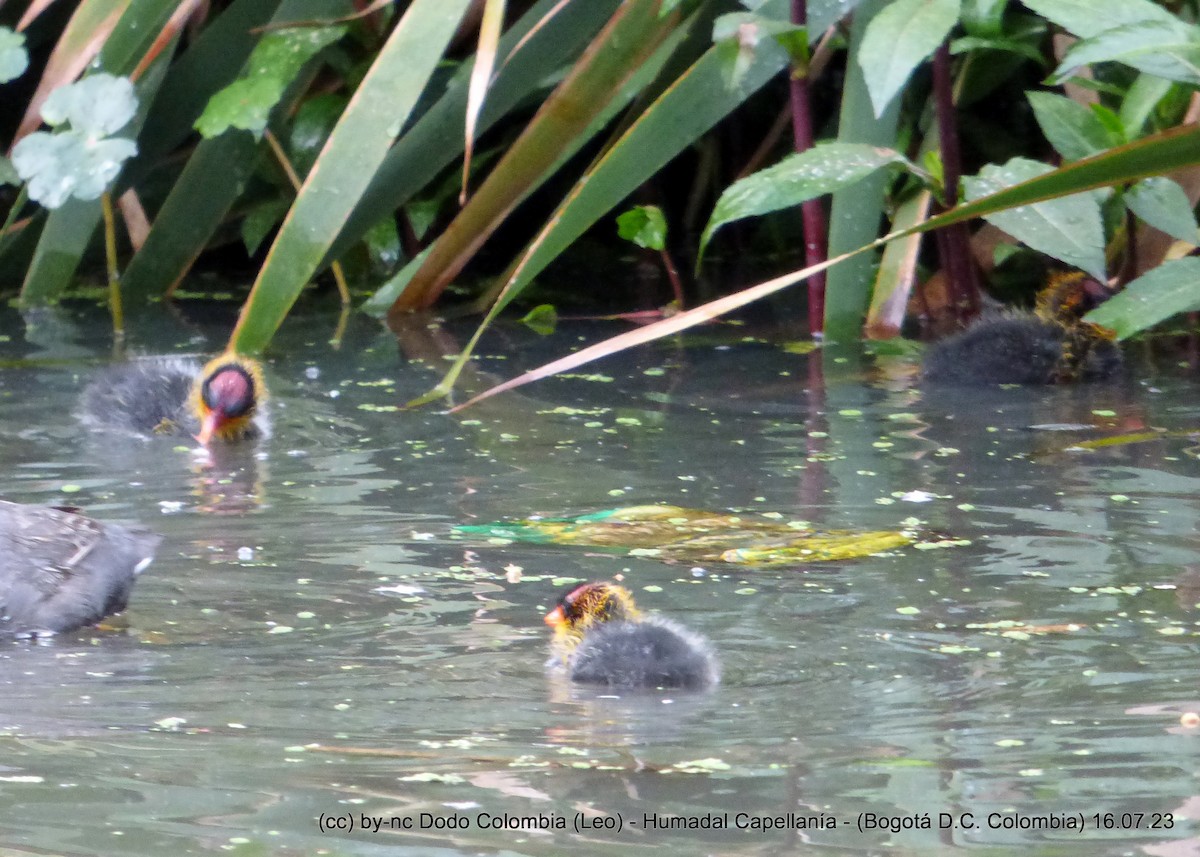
xmin=80 ymin=353 xmax=269 ymax=444
xmin=544 ymin=581 xmax=719 ymax=690
xmin=922 ymin=314 xmax=1122 ymax=385
xmin=0 ymin=500 xmax=161 ymax=637
xmin=923 ymin=270 xmax=1124 ymax=386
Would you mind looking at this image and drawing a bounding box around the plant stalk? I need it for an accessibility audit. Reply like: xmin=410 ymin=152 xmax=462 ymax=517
xmin=790 ymin=0 xmax=827 ymax=336
xmin=101 ymin=192 xmax=125 ymax=339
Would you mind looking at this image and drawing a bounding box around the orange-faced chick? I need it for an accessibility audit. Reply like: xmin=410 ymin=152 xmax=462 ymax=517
xmin=80 ymin=353 xmax=270 ymax=445
xmin=544 ymin=581 xmax=719 ymax=690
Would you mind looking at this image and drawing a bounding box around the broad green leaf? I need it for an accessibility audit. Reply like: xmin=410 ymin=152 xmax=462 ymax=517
xmin=242 ymin=199 xmax=289 ymax=256
xmin=1125 ymin=177 xmax=1198 ymax=244
xmin=617 ymin=205 xmax=667 ymax=251
xmin=288 ymin=93 xmax=347 ymax=175
xmin=1085 ymin=257 xmax=1200 ymax=338
xmin=1027 ymin=90 xmax=1122 ymax=161
xmin=960 ymin=0 xmax=1007 ymax=37
xmin=701 ymin=142 xmax=911 ymax=258
xmin=1052 ymin=20 xmax=1200 ymax=86
xmin=963 ymin=157 xmax=1105 ymax=279
xmin=949 ymin=35 xmax=1045 ymax=66
xmin=858 ymin=0 xmax=961 ymax=117
xmin=1020 ymin=0 xmax=1180 ymax=39
xmin=195 ymin=25 xmax=347 ymax=138
xmin=0 ymin=157 xmax=19 ymax=186
xmin=229 ymin=0 xmax=472 ymax=353
xmin=0 ymin=27 xmax=28 ymax=83
xmin=40 ymin=73 xmax=137 ymax=136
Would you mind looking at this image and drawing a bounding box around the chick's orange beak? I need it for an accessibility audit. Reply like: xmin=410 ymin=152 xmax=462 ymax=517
xmin=196 ymin=410 xmax=224 ymax=446
xmin=544 ymin=606 xmax=566 ymax=627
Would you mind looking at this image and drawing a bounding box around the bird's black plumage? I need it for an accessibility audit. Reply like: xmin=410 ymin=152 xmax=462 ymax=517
xmin=0 ymin=501 xmax=161 ymax=637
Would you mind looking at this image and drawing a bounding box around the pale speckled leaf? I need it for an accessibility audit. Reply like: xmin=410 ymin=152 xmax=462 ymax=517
xmin=1085 ymin=257 xmax=1200 ymax=338
xmin=1020 ymin=0 xmax=1180 ymax=40
xmin=0 ymin=27 xmax=28 ymax=83
xmin=701 ymin=142 xmax=911 ymax=257
xmin=963 ymin=157 xmax=1105 ymax=279
xmin=858 ymin=0 xmax=961 ymax=117
xmin=1052 ymin=20 xmax=1200 ymax=86
xmin=40 ymin=73 xmax=137 ymax=136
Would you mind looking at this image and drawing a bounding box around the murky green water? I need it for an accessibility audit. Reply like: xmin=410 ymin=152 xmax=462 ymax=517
xmin=2 ymin=304 xmax=1200 ymax=856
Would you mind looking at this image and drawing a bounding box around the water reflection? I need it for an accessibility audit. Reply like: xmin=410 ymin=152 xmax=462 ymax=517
xmin=0 ymin=305 xmax=1198 ymax=854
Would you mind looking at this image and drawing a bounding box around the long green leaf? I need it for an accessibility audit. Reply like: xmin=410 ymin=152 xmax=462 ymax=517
xmin=122 ymin=0 xmax=352 ymax=300
xmin=228 ymin=0 xmax=472 ymax=354
xmin=405 ymin=3 xmax=793 ymax=403
xmin=324 ymin=0 xmax=623 ymax=269
xmin=825 ymin=0 xmax=903 ymax=340
xmin=448 ymin=121 xmax=1200 ymax=408
xmin=387 ymin=0 xmax=681 ymax=314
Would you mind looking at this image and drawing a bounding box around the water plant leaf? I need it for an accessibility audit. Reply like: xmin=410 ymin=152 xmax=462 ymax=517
xmin=40 ymin=73 xmax=137 ymax=137
xmin=858 ymin=0 xmax=961 ymax=118
xmin=0 ymin=27 xmax=28 ymax=83
xmin=194 ymin=25 xmax=347 ymax=139
xmin=18 ymin=0 xmax=188 ymax=306
xmin=11 ymin=132 xmax=137 ymax=209
xmin=520 ymin=304 xmax=558 ymax=335
xmin=1085 ymin=257 xmax=1200 ymax=339
xmin=14 ymin=0 xmax=130 ymax=141
xmin=1124 ymin=177 xmax=1198 ymax=244
xmin=700 ymin=142 xmax=911 ymax=260
xmin=963 ymin=157 xmax=1106 ymax=280
xmin=1051 ymin=20 xmax=1200 ymax=86
xmin=228 ymin=0 xmax=473 ymax=354
xmin=1027 ymin=90 xmax=1123 ymax=161
xmin=448 ymin=123 xmax=1200 ymax=409
xmin=616 ymin=205 xmax=667 ymax=251
xmin=11 ymin=73 xmax=139 ymax=209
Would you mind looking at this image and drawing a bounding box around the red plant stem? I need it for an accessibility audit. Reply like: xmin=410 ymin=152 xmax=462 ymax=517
xmin=932 ymin=40 xmax=979 ymax=317
xmin=790 ymin=0 xmax=827 ymax=337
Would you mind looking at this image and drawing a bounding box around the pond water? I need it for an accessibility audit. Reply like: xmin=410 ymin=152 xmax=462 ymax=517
xmin=1 ymin=303 xmax=1199 ymax=856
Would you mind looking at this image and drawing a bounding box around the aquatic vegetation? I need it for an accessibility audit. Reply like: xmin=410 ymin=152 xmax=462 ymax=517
xmin=454 ymin=504 xmax=958 ymax=566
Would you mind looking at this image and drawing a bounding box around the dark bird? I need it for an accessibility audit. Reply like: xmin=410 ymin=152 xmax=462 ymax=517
xmin=923 ymin=272 xmax=1124 ymax=385
xmin=544 ymin=581 xmax=719 ymax=690
xmin=80 ymin=353 xmax=270 ymax=444
xmin=0 ymin=500 xmax=161 ymax=637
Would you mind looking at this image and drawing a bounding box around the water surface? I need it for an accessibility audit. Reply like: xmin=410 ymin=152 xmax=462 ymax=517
xmin=1 ymin=306 xmax=1198 ymax=856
